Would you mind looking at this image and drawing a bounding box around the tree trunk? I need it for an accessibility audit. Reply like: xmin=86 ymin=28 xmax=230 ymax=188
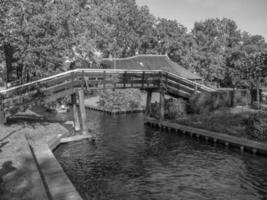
xmin=3 ymin=43 xmax=14 ymax=83
xmin=256 ymin=78 xmax=260 ymax=109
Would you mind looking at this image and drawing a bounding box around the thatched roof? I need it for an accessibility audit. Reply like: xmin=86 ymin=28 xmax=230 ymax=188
xmin=101 ymin=55 xmax=202 ymax=81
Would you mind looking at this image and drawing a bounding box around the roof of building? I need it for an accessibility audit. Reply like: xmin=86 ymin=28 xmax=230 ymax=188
xmin=101 ymin=54 xmax=202 ymax=80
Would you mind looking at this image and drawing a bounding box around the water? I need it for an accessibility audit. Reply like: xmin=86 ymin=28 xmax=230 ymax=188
xmin=54 ymin=111 xmax=267 ymax=200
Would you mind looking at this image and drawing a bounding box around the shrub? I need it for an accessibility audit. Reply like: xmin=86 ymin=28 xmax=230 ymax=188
xmin=165 ymin=98 xmax=187 ymax=119
xmin=189 ymin=90 xmax=250 ymax=114
xmin=97 ymin=89 xmax=143 ymax=110
xmin=150 ymin=98 xmax=187 ymax=120
xmin=243 ymin=113 xmax=267 ymax=141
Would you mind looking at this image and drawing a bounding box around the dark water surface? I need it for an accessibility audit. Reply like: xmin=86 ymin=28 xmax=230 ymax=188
xmin=54 ymin=111 xmax=267 ymax=200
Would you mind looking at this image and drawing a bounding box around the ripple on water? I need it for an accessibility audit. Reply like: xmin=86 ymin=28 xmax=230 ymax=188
xmin=54 ymin=111 xmax=267 ymax=200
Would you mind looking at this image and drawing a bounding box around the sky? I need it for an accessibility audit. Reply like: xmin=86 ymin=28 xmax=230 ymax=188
xmin=135 ymin=0 xmax=267 ymax=40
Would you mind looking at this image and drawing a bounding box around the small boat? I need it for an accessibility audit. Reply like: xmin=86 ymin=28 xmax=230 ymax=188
xmin=46 ymin=104 xmax=69 ymax=113
xmin=56 ymin=104 xmax=69 ymax=113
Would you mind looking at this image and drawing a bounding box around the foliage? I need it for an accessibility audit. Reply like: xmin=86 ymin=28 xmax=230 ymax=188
xmin=175 ymin=108 xmax=267 ymax=142
xmin=1 ymin=0 xmax=267 ymax=87
xmin=150 ymin=98 xmax=187 ymax=119
xmin=243 ymin=113 xmax=267 ymax=141
xmin=97 ymin=89 xmax=143 ymax=110
xmin=189 ymin=90 xmax=250 ymax=114
xmin=165 ymin=98 xmax=187 ymax=119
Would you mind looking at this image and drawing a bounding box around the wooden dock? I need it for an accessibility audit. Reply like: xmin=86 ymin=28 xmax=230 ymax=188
xmin=145 ymin=117 xmax=267 ymax=156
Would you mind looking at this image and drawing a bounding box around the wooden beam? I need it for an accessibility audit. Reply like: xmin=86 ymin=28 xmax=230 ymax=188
xmin=71 ymin=93 xmax=80 ymax=132
xmin=142 ymin=72 xmax=145 ymax=89
xmin=145 ymin=90 xmax=152 ymax=116
xmin=78 ymin=89 xmax=88 ymax=135
xmin=0 ymin=104 xmax=6 ymax=124
xmin=103 ymin=71 xmax=106 ymax=90
xmin=160 ymin=89 xmax=165 ymax=121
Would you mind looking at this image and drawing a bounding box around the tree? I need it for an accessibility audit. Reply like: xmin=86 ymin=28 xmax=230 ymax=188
xmin=0 ymin=0 xmax=108 ymax=83
xmin=191 ymin=18 xmax=242 ymax=84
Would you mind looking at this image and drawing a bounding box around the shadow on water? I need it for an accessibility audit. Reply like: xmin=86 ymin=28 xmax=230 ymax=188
xmin=53 ymin=111 xmax=267 ymax=200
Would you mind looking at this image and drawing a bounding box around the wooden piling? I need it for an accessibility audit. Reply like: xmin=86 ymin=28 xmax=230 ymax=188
xmin=160 ymin=89 xmax=165 ymax=121
xmin=78 ymin=89 xmax=88 ymax=135
xmin=103 ymin=71 xmax=106 ymax=90
xmin=71 ymin=93 xmax=80 ymax=131
xmin=145 ymin=90 xmax=152 ymax=116
xmin=0 ymin=104 xmax=6 ymax=124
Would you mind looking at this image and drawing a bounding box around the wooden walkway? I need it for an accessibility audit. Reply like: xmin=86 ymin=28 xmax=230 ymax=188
xmin=0 ymin=69 xmax=214 ymax=122
xmin=145 ymin=117 xmax=267 ymax=156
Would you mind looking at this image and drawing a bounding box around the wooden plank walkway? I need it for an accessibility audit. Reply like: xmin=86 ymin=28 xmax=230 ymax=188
xmin=145 ymin=117 xmax=267 ymax=156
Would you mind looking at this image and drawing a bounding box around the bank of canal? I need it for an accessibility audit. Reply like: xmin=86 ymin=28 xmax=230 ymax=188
xmin=54 ymin=111 xmax=267 ymax=200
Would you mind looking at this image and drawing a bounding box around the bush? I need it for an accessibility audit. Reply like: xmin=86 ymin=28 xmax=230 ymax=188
xmin=189 ymin=89 xmax=250 ymax=114
xmin=150 ymin=98 xmax=187 ymax=120
xmin=97 ymin=89 xmax=143 ymax=110
xmin=243 ymin=113 xmax=267 ymax=141
xmin=165 ymin=98 xmax=187 ymax=119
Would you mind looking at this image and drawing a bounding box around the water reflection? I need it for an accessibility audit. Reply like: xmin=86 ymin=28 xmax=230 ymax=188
xmin=54 ymin=111 xmax=267 ymax=200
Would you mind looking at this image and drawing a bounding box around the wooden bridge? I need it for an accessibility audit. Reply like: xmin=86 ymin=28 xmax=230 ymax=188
xmin=0 ymin=69 xmax=215 ymax=132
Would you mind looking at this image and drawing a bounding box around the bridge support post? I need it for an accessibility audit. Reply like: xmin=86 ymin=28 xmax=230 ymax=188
xmin=145 ymin=90 xmax=152 ymax=116
xmin=0 ymin=105 xmax=6 ymax=125
xmin=71 ymin=93 xmax=81 ymax=132
xmin=78 ymin=89 xmax=88 ymax=135
xmin=160 ymin=89 xmax=165 ymax=121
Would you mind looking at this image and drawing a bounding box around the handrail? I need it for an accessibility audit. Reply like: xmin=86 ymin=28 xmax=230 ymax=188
xmin=0 ymin=69 xmax=215 ymax=94
xmin=0 ymin=69 xmax=162 ymax=94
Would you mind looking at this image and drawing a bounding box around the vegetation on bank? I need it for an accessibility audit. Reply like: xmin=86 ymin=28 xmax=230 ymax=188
xmin=97 ymin=89 xmax=143 ymax=111
xmin=149 ymin=91 xmax=267 ymax=142
xmin=175 ymin=108 xmax=267 ymax=142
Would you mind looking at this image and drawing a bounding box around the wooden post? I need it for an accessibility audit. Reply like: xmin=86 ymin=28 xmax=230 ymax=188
xmin=0 ymin=102 xmax=6 ymax=124
xmin=145 ymin=90 xmax=152 ymax=116
xmin=165 ymin=72 xmax=168 ymax=88
xmin=160 ymin=88 xmax=165 ymax=121
xmin=158 ymin=71 xmax=164 ymax=121
xmin=71 ymin=93 xmax=80 ymax=131
xmin=103 ymin=71 xmax=106 ymax=90
xmin=159 ymin=71 xmax=162 ymax=88
xmin=194 ymin=83 xmax=198 ymax=94
xmin=123 ymin=72 xmax=126 ymax=88
xmin=256 ymin=78 xmax=260 ymax=109
xmin=131 ymin=77 xmax=133 ymax=88
xmin=82 ymin=70 xmax=85 ymax=90
xmin=142 ymin=71 xmax=145 ymax=89
xmin=78 ymin=89 xmax=88 ymax=135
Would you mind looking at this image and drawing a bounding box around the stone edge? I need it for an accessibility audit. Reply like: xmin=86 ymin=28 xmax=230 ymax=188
xmin=26 ymin=133 xmax=92 ymax=200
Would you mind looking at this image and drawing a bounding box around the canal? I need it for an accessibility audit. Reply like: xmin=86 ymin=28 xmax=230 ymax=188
xmin=54 ymin=111 xmax=267 ymax=200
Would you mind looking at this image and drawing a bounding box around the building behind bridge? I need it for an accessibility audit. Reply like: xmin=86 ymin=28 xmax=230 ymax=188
xmin=101 ymin=55 xmax=203 ymax=83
